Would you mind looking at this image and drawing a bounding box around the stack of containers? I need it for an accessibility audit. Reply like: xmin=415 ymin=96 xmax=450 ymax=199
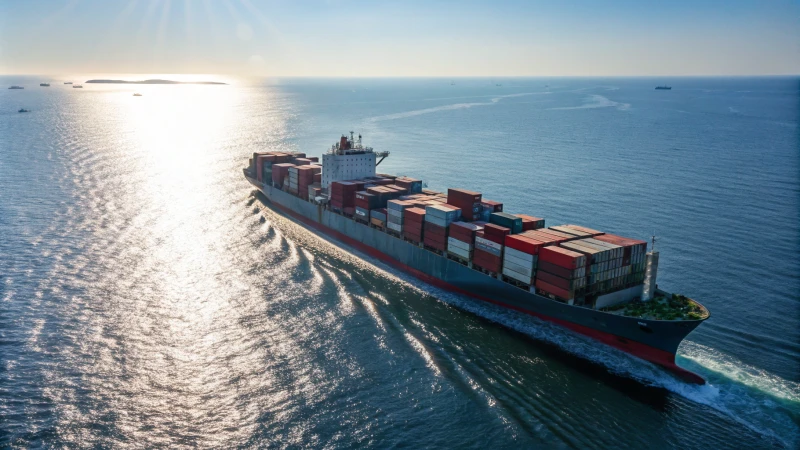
xmin=549 ymin=225 xmax=593 ymax=238
xmin=254 ymin=153 xmax=277 ymax=182
xmin=355 ymin=191 xmax=380 ymax=223
xmin=286 ymin=167 xmax=300 ymax=194
xmin=307 ymin=156 xmax=319 ymax=162
xmin=387 ymin=200 xmax=414 ymax=233
xmin=515 ymin=214 xmax=546 ymax=230
xmin=447 ymin=222 xmax=483 ymax=261
xmin=370 ymin=208 xmax=387 ymax=228
xmin=271 ymin=163 xmax=295 ymax=188
xmin=293 ymin=158 xmax=312 ymax=166
xmin=502 ymin=235 xmax=546 ymax=285
xmin=561 ymin=238 xmax=622 ymax=292
xmin=330 ymin=181 xmax=357 ymax=211
xmin=296 ymin=166 xmax=319 ymax=199
xmin=490 ymin=212 xmax=523 ymax=234
xmin=394 ymin=177 xmax=423 ymax=193
xmin=308 ymin=183 xmax=322 ymax=201
xmin=447 ymin=189 xmax=483 ymax=221
xmin=423 ymin=204 xmax=461 ymax=251
xmin=479 ymin=200 xmax=503 ymax=221
xmin=473 ymin=224 xmax=510 ymax=273
xmin=592 ymin=234 xmax=647 ymax=289
xmin=536 ymin=247 xmax=588 ymax=300
xmin=521 ymin=230 xmax=569 ymax=245
xmin=403 ymin=207 xmax=426 ymax=243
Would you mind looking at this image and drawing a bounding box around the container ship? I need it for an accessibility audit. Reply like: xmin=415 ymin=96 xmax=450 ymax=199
xmin=243 ymin=133 xmax=710 ymax=384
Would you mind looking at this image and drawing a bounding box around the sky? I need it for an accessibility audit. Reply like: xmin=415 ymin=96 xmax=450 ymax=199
xmin=0 ymin=0 xmax=798 ymax=77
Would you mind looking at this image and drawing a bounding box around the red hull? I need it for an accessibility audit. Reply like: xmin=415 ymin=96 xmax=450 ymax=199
xmin=260 ymin=192 xmax=705 ymax=385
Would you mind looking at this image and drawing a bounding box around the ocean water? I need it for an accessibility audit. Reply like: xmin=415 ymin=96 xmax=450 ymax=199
xmin=0 ymin=76 xmax=798 ymax=448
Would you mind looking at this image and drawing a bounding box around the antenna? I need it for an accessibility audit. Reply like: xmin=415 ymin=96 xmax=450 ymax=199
xmin=651 ymin=233 xmax=657 ymax=252
xmin=350 ymin=131 xmax=354 ymax=143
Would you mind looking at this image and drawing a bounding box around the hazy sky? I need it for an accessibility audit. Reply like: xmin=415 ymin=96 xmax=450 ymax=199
xmin=1 ymin=0 xmax=798 ymax=76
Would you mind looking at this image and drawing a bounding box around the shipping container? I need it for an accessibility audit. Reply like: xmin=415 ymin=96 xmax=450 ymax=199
xmin=549 ymin=225 xmax=592 ymax=237
xmin=503 ymin=266 xmax=533 ymax=285
xmin=562 ymin=224 xmax=605 ymax=237
xmin=535 ymin=279 xmax=575 ymax=300
xmin=490 ymin=212 xmax=523 ymax=234
xmin=504 ymin=235 xmax=546 ymax=255
xmin=515 ymin=214 xmax=546 ymax=230
xmin=539 ymin=246 xmax=586 ymax=269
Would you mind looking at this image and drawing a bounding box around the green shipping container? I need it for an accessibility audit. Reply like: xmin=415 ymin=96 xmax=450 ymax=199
xmin=490 ymin=212 xmax=523 ymax=234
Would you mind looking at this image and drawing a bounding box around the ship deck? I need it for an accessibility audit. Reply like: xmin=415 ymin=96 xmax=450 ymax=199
xmin=601 ymin=292 xmax=709 ymax=321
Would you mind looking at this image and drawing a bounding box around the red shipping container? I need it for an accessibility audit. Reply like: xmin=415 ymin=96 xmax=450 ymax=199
xmin=539 ymin=228 xmax=575 ymax=240
xmin=476 ymin=230 xmax=504 ymax=245
xmin=483 ymin=223 xmax=510 ymax=240
xmin=522 ymin=230 xmax=564 ymax=244
xmin=535 ymin=279 xmax=574 ymax=300
xmin=537 ymin=260 xmax=578 ymax=279
xmin=473 ymin=248 xmax=502 ymax=271
xmin=424 ymin=221 xmax=447 ymax=237
xmin=515 ymin=214 xmax=545 ymax=230
xmin=481 ymin=200 xmax=503 ymax=213
xmin=504 ymin=235 xmax=546 ymax=255
xmin=537 ymin=270 xmax=580 ymax=290
xmin=447 ymin=188 xmax=482 ymax=204
xmin=539 ymin=246 xmax=586 ymax=269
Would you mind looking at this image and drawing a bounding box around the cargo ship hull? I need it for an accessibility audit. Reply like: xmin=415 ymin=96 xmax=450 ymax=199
xmin=245 ymin=173 xmax=705 ymax=384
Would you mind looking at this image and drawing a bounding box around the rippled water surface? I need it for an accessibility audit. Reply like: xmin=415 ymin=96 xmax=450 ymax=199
xmin=1 ymin=76 xmax=798 ymax=448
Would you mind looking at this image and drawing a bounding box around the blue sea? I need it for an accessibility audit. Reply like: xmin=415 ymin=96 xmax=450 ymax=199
xmin=1 ymin=76 xmax=798 ymax=448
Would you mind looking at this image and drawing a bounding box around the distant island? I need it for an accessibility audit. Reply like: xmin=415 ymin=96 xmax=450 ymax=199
xmin=85 ymin=79 xmax=227 ymax=85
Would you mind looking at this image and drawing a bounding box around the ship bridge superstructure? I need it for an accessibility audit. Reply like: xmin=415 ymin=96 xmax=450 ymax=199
xmin=321 ymin=132 xmax=389 ymax=188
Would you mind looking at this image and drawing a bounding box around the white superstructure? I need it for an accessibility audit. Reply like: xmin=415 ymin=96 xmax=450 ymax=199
xmin=321 ymin=132 xmax=388 ymax=189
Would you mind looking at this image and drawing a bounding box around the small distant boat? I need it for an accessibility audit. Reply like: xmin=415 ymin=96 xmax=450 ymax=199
xmin=40 ymin=83 xmax=50 ymax=87
xmin=73 ymin=85 xmax=83 ymax=88
xmin=64 ymin=82 xmax=73 ymax=85
xmin=496 ymin=83 xmax=502 ymax=87
xmin=9 ymin=86 xmax=24 ymax=89
xmin=133 ymin=93 xmax=142 ymax=96
xmin=655 ymin=85 xmax=672 ymax=90
xmin=18 ymin=108 xmax=30 ymax=113
xmin=450 ymin=80 xmax=455 ymax=85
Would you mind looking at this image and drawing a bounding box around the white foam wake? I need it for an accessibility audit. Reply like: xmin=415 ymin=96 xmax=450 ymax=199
xmin=550 ymin=94 xmax=630 ymax=111
xmin=367 ymin=92 xmax=540 ymax=122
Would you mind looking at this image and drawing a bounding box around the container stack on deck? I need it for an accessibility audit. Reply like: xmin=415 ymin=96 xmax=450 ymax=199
xmin=536 ymin=246 xmax=588 ymax=301
xmin=330 ymin=181 xmax=357 ymax=213
xmin=490 ymin=212 xmax=523 ymax=235
xmin=370 ymin=208 xmax=387 ymax=228
xmin=395 ymin=177 xmax=423 ymax=194
xmin=424 ymin=204 xmax=461 ymax=251
xmin=503 ymin=234 xmax=547 ymax=285
xmin=447 ymin=189 xmax=483 ymax=221
xmin=473 ymin=226 xmax=504 ymax=273
xmin=271 ymin=163 xmax=295 ymax=188
xmin=447 ymin=222 xmax=482 ymax=261
xmin=387 ymin=200 xmax=414 ymax=234
xmin=403 ymin=207 xmax=426 ymax=243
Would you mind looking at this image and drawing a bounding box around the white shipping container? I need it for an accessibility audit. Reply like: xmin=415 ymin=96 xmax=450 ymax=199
xmin=388 ymin=208 xmax=403 ymax=218
xmin=475 ymin=236 xmax=502 ymax=251
xmin=448 ymin=246 xmax=472 ymax=260
xmin=504 ymin=253 xmax=535 ymax=270
xmin=504 ymin=247 xmax=535 ymax=263
xmin=503 ymin=259 xmax=534 ymax=277
xmin=447 ymin=237 xmax=473 ymax=252
xmin=475 ymin=242 xmax=502 ymax=257
xmin=503 ymin=267 xmax=533 ymax=284
xmin=387 ymin=222 xmax=403 ymax=232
